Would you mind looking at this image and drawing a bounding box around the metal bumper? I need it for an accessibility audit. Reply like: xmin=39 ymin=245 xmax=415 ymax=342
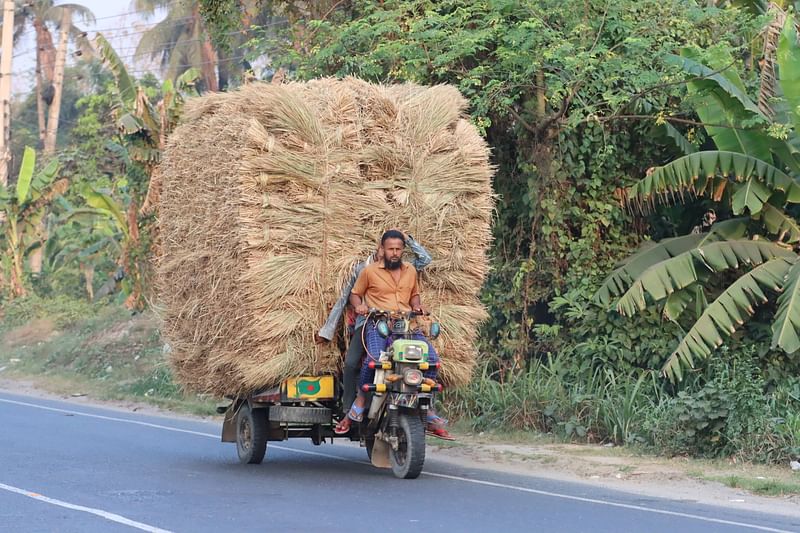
xmin=268 ymin=406 xmax=332 ymax=424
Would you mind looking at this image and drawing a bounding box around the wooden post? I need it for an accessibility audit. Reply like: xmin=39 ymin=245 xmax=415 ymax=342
xmin=0 ymin=0 xmax=15 ymax=186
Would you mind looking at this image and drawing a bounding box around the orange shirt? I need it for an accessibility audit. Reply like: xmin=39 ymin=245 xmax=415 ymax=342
xmin=351 ymin=261 xmax=420 ymax=312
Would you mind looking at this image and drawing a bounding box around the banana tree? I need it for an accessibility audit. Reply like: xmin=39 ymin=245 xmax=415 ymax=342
xmin=96 ymin=33 xmax=199 ymax=214
xmin=0 ymin=147 xmax=66 ymax=298
xmin=61 ymin=186 xmax=146 ymax=307
xmin=596 ymin=17 xmax=800 ymax=380
xmin=89 ymin=35 xmax=199 ymax=308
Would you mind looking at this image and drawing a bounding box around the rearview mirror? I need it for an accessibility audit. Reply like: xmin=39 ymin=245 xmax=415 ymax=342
xmin=377 ymin=320 xmax=390 ymax=338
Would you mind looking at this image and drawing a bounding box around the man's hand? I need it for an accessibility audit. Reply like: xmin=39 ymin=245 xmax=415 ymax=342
xmin=412 ymin=304 xmax=428 ymax=315
xmin=314 ymin=334 xmax=328 ymax=345
xmin=355 ymin=303 xmax=369 ymax=315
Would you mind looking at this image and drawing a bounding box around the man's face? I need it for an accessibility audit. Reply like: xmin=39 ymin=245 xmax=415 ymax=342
xmin=382 ymin=238 xmax=404 ymax=270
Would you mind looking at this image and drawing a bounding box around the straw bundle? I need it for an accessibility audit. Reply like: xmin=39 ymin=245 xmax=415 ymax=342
xmin=157 ymin=78 xmax=494 ymax=397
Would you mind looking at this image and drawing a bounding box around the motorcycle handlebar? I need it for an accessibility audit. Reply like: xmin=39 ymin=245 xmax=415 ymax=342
xmin=367 ymin=308 xmax=429 ymax=317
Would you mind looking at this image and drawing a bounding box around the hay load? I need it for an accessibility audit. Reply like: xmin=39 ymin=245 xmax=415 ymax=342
xmin=156 ymin=78 xmax=494 ymax=397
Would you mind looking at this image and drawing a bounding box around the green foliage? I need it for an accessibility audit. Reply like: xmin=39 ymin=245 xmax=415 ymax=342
xmin=596 ymin=19 xmax=800 ymax=381
xmin=647 ymin=348 xmax=786 ymax=462
xmin=444 ymin=356 xmax=661 ymax=445
xmin=0 ymin=293 xmax=95 ymax=331
xmin=269 ymin=0 xmax=752 ymax=371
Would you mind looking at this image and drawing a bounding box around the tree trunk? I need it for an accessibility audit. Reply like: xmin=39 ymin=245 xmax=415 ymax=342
xmin=27 ymin=219 xmax=46 ymax=274
xmin=10 ymin=250 xmax=25 ymax=297
xmin=7 ymin=222 xmax=25 ymax=298
xmin=80 ymin=262 xmax=94 ymax=301
xmin=43 ymin=9 xmax=70 ymax=155
xmin=35 ymin=20 xmax=56 ymax=83
xmin=34 ymin=19 xmax=55 ymax=145
xmin=35 ymin=66 xmax=46 ymax=145
xmin=217 ymin=46 xmax=230 ymax=91
xmin=193 ymin=4 xmax=218 ymax=92
xmin=200 ymin=39 xmax=218 ymax=92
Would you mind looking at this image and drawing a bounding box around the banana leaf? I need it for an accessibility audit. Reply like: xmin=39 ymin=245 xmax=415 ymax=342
xmin=756 ymin=203 xmax=800 ymax=243
xmin=663 ymin=121 xmax=697 ymax=155
xmin=14 ymin=147 xmax=36 ymax=204
xmin=594 ymin=218 xmax=747 ymax=306
xmin=82 ymin=190 xmax=128 ymax=238
xmin=627 ymin=151 xmax=800 ymax=213
xmin=671 ymin=52 xmax=771 ymax=161
xmin=778 ymin=17 xmax=800 ymax=138
xmin=95 ymin=33 xmax=136 ymax=106
xmin=617 ymin=239 xmax=796 ymax=316
xmin=667 ymin=53 xmax=763 ymax=117
xmin=663 ymin=257 xmax=796 ymax=381
xmin=731 ymin=179 xmax=772 ymax=215
xmin=772 ymin=259 xmax=800 ymax=353
xmin=663 ymin=282 xmax=708 ymax=322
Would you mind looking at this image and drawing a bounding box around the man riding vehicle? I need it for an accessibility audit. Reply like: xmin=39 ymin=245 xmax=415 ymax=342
xmin=317 ymin=231 xmax=431 ymax=417
xmin=332 ymin=229 xmax=452 ymax=439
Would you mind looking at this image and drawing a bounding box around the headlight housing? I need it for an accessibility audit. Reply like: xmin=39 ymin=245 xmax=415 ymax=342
xmin=403 ymin=368 xmax=423 ymax=386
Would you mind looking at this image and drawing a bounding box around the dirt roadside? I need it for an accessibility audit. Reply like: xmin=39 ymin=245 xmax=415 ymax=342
xmin=2 ymin=376 xmax=799 ymax=520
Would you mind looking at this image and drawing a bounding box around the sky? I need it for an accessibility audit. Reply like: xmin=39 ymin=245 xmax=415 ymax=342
xmin=10 ymin=0 xmax=166 ymax=96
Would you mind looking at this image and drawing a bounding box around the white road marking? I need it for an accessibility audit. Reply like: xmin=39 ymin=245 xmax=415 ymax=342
xmin=0 ymin=396 xmax=796 ymax=533
xmin=0 ymin=482 xmax=172 ymax=533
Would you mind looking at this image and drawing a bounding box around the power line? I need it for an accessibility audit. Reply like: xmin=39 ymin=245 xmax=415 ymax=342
xmin=10 ymin=0 xmax=184 ymax=39
xmin=12 ymin=15 xmax=196 ymax=57
xmin=12 ymin=17 xmax=286 ymax=61
xmin=10 ymin=48 xmax=254 ymax=79
xmin=86 ymin=1 xmax=183 ymax=23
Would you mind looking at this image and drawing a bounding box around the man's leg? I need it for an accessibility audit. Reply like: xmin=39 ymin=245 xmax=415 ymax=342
xmin=335 ymin=324 xmax=386 ymax=434
xmin=342 ymin=325 xmax=365 ymax=412
xmin=410 ymin=332 xmax=454 ymax=440
xmin=358 ymin=323 xmax=387 ymax=388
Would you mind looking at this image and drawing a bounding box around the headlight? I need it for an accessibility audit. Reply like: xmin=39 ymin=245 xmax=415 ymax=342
xmin=405 ymin=345 xmax=422 ymax=359
xmin=403 ymin=368 xmax=423 ymax=386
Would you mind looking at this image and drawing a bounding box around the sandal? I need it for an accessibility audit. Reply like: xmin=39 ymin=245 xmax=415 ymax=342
xmin=334 ymin=404 xmax=364 ymax=435
xmin=427 ymin=426 xmax=456 ymax=441
xmin=426 ymin=414 xmax=456 ymax=441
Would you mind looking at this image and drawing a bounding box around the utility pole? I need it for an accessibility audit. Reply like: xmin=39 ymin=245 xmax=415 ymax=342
xmin=0 ymin=0 xmax=14 ymax=186
xmin=44 ymin=7 xmax=70 ymax=155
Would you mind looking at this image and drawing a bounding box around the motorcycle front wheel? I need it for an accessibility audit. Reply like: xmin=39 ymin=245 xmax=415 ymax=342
xmin=390 ymin=413 xmax=426 ymax=479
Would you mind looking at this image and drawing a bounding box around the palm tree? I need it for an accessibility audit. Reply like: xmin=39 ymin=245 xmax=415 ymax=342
xmin=134 ymin=0 xmax=218 ymax=92
xmin=13 ymin=1 xmax=95 ymax=146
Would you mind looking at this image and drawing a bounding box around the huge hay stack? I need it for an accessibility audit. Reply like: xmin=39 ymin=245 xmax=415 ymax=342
xmin=157 ymin=78 xmax=494 ymax=397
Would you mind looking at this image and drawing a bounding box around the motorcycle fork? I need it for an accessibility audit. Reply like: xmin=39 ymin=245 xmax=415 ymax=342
xmin=386 ymin=403 xmax=400 ymax=450
xmin=388 ymin=404 xmax=399 ymax=431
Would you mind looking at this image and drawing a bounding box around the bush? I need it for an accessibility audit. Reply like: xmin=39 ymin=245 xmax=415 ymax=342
xmin=646 ymin=347 xmax=785 ymax=462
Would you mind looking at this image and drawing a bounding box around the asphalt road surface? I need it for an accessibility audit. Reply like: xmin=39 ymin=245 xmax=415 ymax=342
xmin=1 ymin=390 xmax=799 ymax=533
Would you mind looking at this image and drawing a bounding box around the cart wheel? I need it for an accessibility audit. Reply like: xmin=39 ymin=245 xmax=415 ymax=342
xmin=236 ymin=403 xmax=267 ymax=464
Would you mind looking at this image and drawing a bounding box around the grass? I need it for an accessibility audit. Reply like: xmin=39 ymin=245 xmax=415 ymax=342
xmin=0 ymin=304 xmax=218 ymax=417
xmin=711 ymin=475 xmax=800 ymax=497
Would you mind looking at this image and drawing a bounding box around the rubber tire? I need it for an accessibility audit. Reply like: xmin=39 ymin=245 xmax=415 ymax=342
xmin=236 ymin=404 xmax=268 ymax=464
xmin=390 ymin=414 xmax=425 ymax=479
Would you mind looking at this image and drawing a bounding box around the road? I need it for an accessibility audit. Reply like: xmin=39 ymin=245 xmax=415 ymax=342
xmin=0 ymin=390 xmax=798 ymax=533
